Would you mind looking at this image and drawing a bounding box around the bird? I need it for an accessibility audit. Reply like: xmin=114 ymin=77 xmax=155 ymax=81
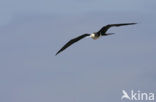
xmin=121 ymin=90 xmax=131 ymax=100
xmin=56 ymin=23 xmax=137 ymax=55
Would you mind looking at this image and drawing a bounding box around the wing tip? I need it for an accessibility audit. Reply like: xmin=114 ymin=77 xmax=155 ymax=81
xmin=55 ymin=51 xmax=60 ymax=56
xmin=121 ymin=23 xmax=137 ymax=25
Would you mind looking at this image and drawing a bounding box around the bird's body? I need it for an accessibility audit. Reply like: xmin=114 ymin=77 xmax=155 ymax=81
xmin=56 ymin=23 xmax=137 ymax=55
xmin=90 ymin=33 xmax=100 ymax=40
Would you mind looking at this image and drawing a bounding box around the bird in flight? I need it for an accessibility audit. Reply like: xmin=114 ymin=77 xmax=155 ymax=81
xmin=56 ymin=23 xmax=137 ymax=55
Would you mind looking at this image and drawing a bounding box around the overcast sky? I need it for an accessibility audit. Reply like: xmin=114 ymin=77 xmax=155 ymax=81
xmin=0 ymin=0 xmax=156 ymax=102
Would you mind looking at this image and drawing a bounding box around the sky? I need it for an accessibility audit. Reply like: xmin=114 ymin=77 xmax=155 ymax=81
xmin=0 ymin=0 xmax=156 ymax=102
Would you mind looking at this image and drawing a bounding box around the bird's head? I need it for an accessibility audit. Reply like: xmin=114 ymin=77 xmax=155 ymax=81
xmin=90 ymin=33 xmax=95 ymax=38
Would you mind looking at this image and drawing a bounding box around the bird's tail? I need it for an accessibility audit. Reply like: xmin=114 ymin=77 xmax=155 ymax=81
xmin=102 ymin=33 xmax=115 ymax=36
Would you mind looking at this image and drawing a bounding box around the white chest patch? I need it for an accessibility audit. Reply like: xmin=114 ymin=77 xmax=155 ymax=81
xmin=90 ymin=34 xmax=100 ymax=40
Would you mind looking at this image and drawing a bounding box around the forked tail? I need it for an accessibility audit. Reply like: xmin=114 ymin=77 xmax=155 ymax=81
xmin=102 ymin=33 xmax=115 ymax=36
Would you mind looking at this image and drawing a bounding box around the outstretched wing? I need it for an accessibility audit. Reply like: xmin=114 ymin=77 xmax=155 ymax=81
xmin=97 ymin=23 xmax=137 ymax=34
xmin=56 ymin=34 xmax=90 ymax=55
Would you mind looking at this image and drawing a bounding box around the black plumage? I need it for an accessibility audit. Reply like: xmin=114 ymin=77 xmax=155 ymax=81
xmin=56 ymin=34 xmax=90 ymax=55
xmin=97 ymin=23 xmax=137 ymax=36
xmin=56 ymin=23 xmax=137 ymax=55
